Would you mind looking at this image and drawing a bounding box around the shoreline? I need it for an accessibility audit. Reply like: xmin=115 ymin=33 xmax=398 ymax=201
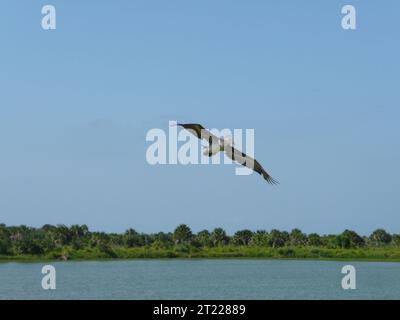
xmin=2 ymin=247 xmax=400 ymax=263
xmin=1 ymin=257 xmax=400 ymax=264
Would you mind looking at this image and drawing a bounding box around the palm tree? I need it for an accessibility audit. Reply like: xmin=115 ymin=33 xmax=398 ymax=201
xmin=392 ymin=234 xmax=400 ymax=247
xmin=70 ymin=225 xmax=89 ymax=239
xmin=55 ymin=225 xmax=72 ymax=246
xmin=369 ymin=229 xmax=392 ymax=246
xmin=153 ymin=232 xmax=174 ymax=248
xmin=268 ymin=229 xmax=288 ymax=248
xmin=289 ymin=229 xmax=308 ymax=246
xmin=173 ymin=224 xmax=193 ymax=245
xmin=307 ymin=233 xmax=323 ymax=247
xmin=124 ymin=229 xmax=144 ymax=247
xmin=342 ymin=230 xmax=365 ymax=248
xmin=250 ymin=230 xmax=269 ymax=246
xmin=196 ymin=230 xmax=212 ymax=247
xmin=210 ymin=228 xmax=228 ymax=246
xmin=0 ymin=226 xmax=11 ymax=255
xmin=233 ymin=230 xmax=253 ymax=246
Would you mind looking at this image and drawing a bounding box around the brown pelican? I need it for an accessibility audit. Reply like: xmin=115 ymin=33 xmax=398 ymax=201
xmin=177 ymin=123 xmax=278 ymax=185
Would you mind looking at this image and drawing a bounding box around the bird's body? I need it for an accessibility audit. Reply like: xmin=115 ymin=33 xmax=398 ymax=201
xmin=176 ymin=123 xmax=278 ymax=185
xmin=203 ymin=142 xmax=223 ymax=157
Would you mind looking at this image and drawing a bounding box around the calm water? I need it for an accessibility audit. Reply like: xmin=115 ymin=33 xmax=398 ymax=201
xmin=0 ymin=259 xmax=399 ymax=299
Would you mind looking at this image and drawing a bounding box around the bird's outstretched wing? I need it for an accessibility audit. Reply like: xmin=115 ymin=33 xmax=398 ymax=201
xmin=177 ymin=123 xmax=220 ymax=146
xmin=224 ymin=146 xmax=279 ymax=185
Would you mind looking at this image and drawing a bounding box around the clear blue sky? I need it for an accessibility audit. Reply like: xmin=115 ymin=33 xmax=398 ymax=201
xmin=1 ymin=1 xmax=399 ymax=235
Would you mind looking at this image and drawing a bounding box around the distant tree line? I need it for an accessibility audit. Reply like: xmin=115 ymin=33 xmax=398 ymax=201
xmin=1 ymin=223 xmax=399 ymax=257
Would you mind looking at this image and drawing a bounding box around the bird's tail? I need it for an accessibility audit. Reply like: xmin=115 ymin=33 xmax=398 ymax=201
xmin=263 ymin=172 xmax=279 ymax=185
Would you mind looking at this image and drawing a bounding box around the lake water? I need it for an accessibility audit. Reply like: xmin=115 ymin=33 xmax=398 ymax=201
xmin=0 ymin=259 xmax=399 ymax=299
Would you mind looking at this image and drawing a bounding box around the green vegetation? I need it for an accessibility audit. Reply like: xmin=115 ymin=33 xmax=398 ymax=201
xmin=1 ymin=223 xmax=400 ymax=262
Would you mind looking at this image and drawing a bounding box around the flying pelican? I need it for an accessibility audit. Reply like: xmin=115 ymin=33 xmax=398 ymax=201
xmin=176 ymin=123 xmax=278 ymax=185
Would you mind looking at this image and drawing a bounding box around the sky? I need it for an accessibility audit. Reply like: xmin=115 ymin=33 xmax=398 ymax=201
xmin=0 ymin=1 xmax=399 ymax=235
